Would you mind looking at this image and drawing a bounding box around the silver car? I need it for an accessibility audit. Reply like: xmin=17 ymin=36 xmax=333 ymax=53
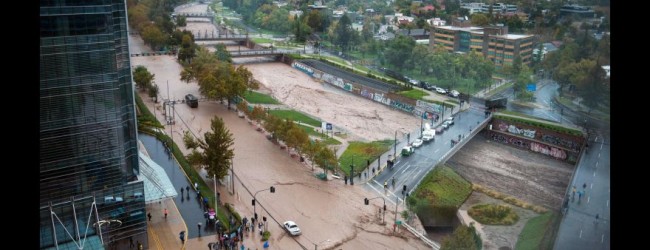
xmin=283 ymin=221 xmax=301 ymax=236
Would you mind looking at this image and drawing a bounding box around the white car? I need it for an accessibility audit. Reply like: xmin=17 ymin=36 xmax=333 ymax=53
xmin=412 ymin=139 xmax=423 ymax=148
xmin=283 ymin=221 xmax=301 ymax=236
xmin=435 ymin=87 xmax=447 ymax=94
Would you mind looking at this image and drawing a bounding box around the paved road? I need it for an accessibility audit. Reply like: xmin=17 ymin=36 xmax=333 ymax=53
xmin=554 ymin=129 xmax=610 ymax=250
xmin=363 ymin=104 xmax=488 ymax=210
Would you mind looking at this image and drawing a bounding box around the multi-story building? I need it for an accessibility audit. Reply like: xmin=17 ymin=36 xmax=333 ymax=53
xmin=430 ymin=19 xmax=535 ymax=67
xmin=40 ymin=0 xmax=148 ymax=248
xmin=462 ymin=2 xmax=518 ymax=14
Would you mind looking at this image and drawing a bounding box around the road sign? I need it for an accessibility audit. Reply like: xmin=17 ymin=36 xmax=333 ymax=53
xmin=527 ymin=83 xmax=536 ymax=92
xmin=326 ymin=123 xmax=332 ymax=131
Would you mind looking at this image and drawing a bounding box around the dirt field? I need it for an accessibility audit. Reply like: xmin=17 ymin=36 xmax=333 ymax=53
xmin=447 ymin=134 xmax=575 ymax=210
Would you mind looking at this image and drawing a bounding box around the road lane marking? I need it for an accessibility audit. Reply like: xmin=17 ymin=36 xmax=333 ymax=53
xmin=602 ymin=234 xmax=604 ymax=243
xmin=579 ymin=230 xmax=582 ymax=238
xmin=590 ymin=183 xmax=593 ymax=189
xmin=600 ymin=144 xmax=603 ymax=150
xmin=607 ymin=200 xmax=609 ymax=207
xmin=587 ymin=196 xmax=590 ymax=203
xmin=434 ymin=149 xmax=439 ymax=154
xmin=595 ymin=136 xmax=598 ymax=142
xmin=593 ymin=171 xmax=596 ymax=177
xmin=595 ymin=161 xmax=598 ymax=168
xmin=598 ymin=153 xmax=601 ymax=158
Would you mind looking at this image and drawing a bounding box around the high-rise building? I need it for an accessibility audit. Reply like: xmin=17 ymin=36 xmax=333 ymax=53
xmin=40 ymin=0 xmax=146 ymax=248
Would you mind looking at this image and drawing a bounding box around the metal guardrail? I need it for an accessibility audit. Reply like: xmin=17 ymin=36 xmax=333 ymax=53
xmin=402 ymin=222 xmax=440 ymax=249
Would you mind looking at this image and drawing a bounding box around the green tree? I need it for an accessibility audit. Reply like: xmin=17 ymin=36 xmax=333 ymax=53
xmin=307 ymin=10 xmax=324 ymax=32
xmin=133 ymin=66 xmax=155 ymax=91
xmin=176 ymin=16 xmax=187 ymax=27
xmin=183 ymin=117 xmax=235 ymax=180
xmin=141 ymin=24 xmax=167 ymax=51
xmin=470 ymin=13 xmax=489 ymax=26
xmin=332 ymin=14 xmax=355 ymax=51
xmin=314 ymin=145 xmax=337 ymax=175
xmin=178 ymin=34 xmax=196 ymax=63
xmin=148 ymin=83 xmax=159 ymax=102
xmin=214 ymin=44 xmax=233 ymax=63
xmin=440 ymin=224 xmax=480 ymax=250
xmin=384 ymin=35 xmax=416 ymax=69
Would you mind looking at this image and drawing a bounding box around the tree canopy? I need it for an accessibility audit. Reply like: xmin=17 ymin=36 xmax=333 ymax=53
xmin=183 ymin=117 xmax=235 ymax=180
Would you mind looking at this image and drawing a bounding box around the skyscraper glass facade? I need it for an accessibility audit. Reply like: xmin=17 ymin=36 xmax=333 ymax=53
xmin=40 ymin=0 xmax=146 ymax=248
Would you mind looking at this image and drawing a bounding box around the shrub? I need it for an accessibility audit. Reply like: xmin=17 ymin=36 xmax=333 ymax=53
xmin=262 ymin=230 xmax=271 ymax=241
xmin=468 ymin=204 xmax=519 ymax=225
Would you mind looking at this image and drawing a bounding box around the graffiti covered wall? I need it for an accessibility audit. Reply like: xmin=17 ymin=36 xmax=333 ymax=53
xmin=488 ymin=118 xmax=584 ymax=163
xmin=289 ymin=61 xmax=439 ymax=117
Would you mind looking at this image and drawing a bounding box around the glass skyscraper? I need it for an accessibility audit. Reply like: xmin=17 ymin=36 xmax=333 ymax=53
xmin=40 ymin=0 xmax=146 ymax=248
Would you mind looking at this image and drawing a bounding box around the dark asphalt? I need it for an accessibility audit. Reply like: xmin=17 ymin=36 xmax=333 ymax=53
xmin=299 ymin=59 xmax=402 ymax=92
xmin=139 ymin=134 xmax=220 ymax=239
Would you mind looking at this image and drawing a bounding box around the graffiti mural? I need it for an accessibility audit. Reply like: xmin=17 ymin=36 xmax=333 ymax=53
xmin=491 ymin=133 xmax=508 ymax=144
xmin=541 ymin=134 xmax=581 ymax=151
xmin=507 ymin=125 xmax=536 ymax=139
xmin=372 ymin=92 xmax=391 ymax=105
xmin=360 ymin=89 xmax=373 ymax=100
xmin=508 ymin=137 xmax=530 ymax=149
xmin=530 ymin=142 xmax=567 ymax=160
xmin=498 ymin=122 xmax=509 ymax=132
xmin=292 ymin=62 xmax=314 ymax=76
xmin=390 ymin=100 xmax=415 ymax=113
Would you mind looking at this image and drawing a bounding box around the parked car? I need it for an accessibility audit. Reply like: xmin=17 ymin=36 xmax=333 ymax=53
xmin=283 ymin=221 xmax=302 ymax=236
xmin=446 ymin=117 xmax=454 ymax=126
xmin=412 ymin=139 xmax=423 ymax=148
xmin=435 ymin=87 xmax=447 ymax=94
xmin=401 ymin=146 xmax=415 ymax=156
xmin=435 ymin=127 xmax=444 ymax=134
xmin=449 ymin=90 xmax=460 ymax=97
xmin=441 ymin=122 xmax=449 ymax=130
xmin=185 ymin=94 xmax=198 ymax=108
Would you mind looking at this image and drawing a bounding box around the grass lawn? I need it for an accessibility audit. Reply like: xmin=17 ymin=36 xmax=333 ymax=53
xmin=498 ymin=110 xmax=557 ymax=123
xmin=251 ymin=37 xmax=273 ymax=44
xmin=242 ymin=91 xmax=280 ymax=104
xmin=338 ymin=140 xmax=393 ymax=176
xmin=484 ymin=81 xmax=514 ymax=98
xmin=268 ymin=110 xmax=321 ymax=127
xmin=468 ymin=204 xmax=519 ymax=225
xmin=398 ymin=89 xmax=428 ymax=100
xmin=494 ymin=112 xmax=583 ymax=137
xmin=515 ymin=212 xmax=560 ymax=250
xmin=411 ymin=166 xmax=472 ymax=208
xmin=299 ymin=125 xmax=341 ymax=145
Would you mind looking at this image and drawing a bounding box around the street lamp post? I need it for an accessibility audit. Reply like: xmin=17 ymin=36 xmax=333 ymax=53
xmin=364 ymin=197 xmax=387 ymax=224
xmin=252 ymin=186 xmax=276 ymax=224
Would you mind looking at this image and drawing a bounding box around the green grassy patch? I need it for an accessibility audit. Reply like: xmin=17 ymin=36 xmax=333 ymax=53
xmin=498 ymin=110 xmax=557 ymax=123
xmin=411 ymin=166 xmax=472 ymax=208
xmin=493 ymin=113 xmax=584 ymax=137
xmin=483 ymin=81 xmax=513 ymax=98
xmin=338 ymin=140 xmax=393 ymax=176
xmin=515 ymin=212 xmax=560 ymax=250
xmin=398 ymin=89 xmax=428 ymax=100
xmin=468 ymin=204 xmax=519 ymax=225
xmin=242 ymin=91 xmax=280 ymax=104
xmin=251 ymin=37 xmax=273 ymax=44
xmin=268 ymin=110 xmax=321 ymax=127
xmin=299 ymin=125 xmax=341 ymax=145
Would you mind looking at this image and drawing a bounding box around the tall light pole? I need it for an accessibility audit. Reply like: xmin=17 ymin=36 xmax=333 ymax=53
xmin=252 ymin=186 xmax=276 ymax=223
xmin=364 ymin=197 xmax=387 ymax=224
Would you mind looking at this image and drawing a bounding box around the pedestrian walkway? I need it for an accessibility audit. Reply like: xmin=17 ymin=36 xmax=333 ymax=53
xmin=146 ymin=199 xmax=187 ymax=250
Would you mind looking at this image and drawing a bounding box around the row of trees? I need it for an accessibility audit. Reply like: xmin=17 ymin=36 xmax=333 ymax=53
xmin=179 ymin=48 xmax=259 ymax=108
xmin=133 ymin=66 xmax=160 ymax=102
xmin=127 ymin=0 xmax=194 ymax=51
xmin=236 ymin=101 xmax=339 ymax=174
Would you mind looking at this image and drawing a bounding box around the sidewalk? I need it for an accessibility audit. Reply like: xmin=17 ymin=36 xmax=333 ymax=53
xmin=146 ymin=199 xmax=187 ymax=250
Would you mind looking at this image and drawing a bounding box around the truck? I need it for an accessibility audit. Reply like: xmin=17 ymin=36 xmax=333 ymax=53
xmin=422 ymin=129 xmax=436 ymax=142
xmin=486 ymin=97 xmax=508 ymax=109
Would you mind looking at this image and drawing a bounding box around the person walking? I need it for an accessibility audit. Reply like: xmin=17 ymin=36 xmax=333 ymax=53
xmin=391 ymin=177 xmax=395 ymax=188
xmin=198 ymin=222 xmax=202 ymax=236
xmin=583 ymin=183 xmax=587 ymax=189
xmin=164 ymin=208 xmax=168 ymax=219
xmin=147 ymin=212 xmax=152 ymax=222
xmin=129 ymin=236 xmax=134 ymax=248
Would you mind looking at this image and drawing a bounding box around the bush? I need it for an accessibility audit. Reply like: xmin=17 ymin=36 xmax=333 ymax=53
xmin=468 ymin=204 xmax=519 ymax=225
xmin=262 ymin=230 xmax=271 ymax=241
